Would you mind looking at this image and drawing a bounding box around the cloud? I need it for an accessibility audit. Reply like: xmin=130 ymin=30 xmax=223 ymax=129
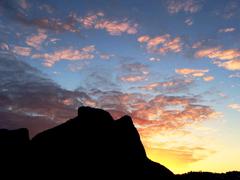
xmin=137 ymin=78 xmax=193 ymax=93
xmin=185 ymin=17 xmax=193 ymax=26
xmin=71 ymin=12 xmax=138 ymax=36
xmin=0 ymin=43 xmax=9 ymax=51
xmin=120 ymin=75 xmax=147 ymax=82
xmin=137 ymin=35 xmax=150 ymax=43
xmin=0 ymin=53 xmax=84 ymax=136
xmin=118 ymin=63 xmax=150 ymax=83
xmin=39 ymin=4 xmax=54 ymax=14
xmin=12 ymin=45 xmax=32 ymax=56
xmin=159 ymin=37 xmax=182 ymax=54
xmin=26 ymin=29 xmax=47 ymax=49
xmin=149 ymin=57 xmax=160 ymax=62
xmin=228 ymin=104 xmax=240 ymax=112
xmin=18 ymin=0 xmax=29 ymax=9
xmin=167 ymin=0 xmax=202 ymax=14
xmin=218 ymin=27 xmax=236 ymax=33
xmin=138 ymin=34 xmax=182 ymax=55
xmin=68 ymin=61 xmax=90 ymax=72
xmin=215 ymin=59 xmax=240 ymax=71
xmin=99 ymin=53 xmax=114 ymax=60
xmin=229 ymin=72 xmax=240 ymax=78
xmin=195 ymin=47 xmax=240 ymax=71
xmin=95 ymin=20 xmax=138 ymax=36
xmin=203 ymin=76 xmax=214 ymax=82
xmin=175 ymin=68 xmax=209 ymax=77
xmin=32 ymin=45 xmax=95 ymax=67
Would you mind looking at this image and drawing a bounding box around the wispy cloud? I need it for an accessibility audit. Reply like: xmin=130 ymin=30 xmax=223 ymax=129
xmin=175 ymin=68 xmax=209 ymax=77
xmin=18 ymin=0 xmax=29 ymax=10
xmin=0 ymin=43 xmax=9 ymax=51
xmin=137 ymin=78 xmax=193 ymax=93
xmin=12 ymin=45 xmax=32 ymax=56
xmin=26 ymin=29 xmax=47 ymax=49
xmin=167 ymin=0 xmax=202 ymax=14
xmin=119 ymin=63 xmax=149 ymax=82
xmin=228 ymin=103 xmax=240 ymax=112
xmin=218 ymin=27 xmax=236 ymax=33
xmin=138 ymin=34 xmax=182 ymax=55
xmin=120 ymin=75 xmax=147 ymax=82
xmin=70 ymin=12 xmax=138 ymax=36
xmin=203 ymin=76 xmax=214 ymax=82
xmin=32 ymin=45 xmax=95 ymax=67
xmin=39 ymin=4 xmax=54 ymax=14
xmin=185 ymin=17 xmax=193 ymax=26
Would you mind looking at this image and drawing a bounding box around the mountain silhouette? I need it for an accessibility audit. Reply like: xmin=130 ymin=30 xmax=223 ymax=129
xmin=1 ymin=106 xmax=239 ymax=180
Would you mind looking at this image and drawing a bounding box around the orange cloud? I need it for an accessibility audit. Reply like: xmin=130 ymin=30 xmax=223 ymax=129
xmin=12 ymin=45 xmax=32 ymax=56
xmin=146 ymin=35 xmax=170 ymax=49
xmin=120 ymin=75 xmax=147 ymax=82
xmin=218 ymin=27 xmax=235 ymax=33
xmin=216 ymin=59 xmax=240 ymax=71
xmin=195 ymin=48 xmax=240 ymax=60
xmin=32 ymin=45 xmax=95 ymax=67
xmin=138 ymin=34 xmax=182 ymax=55
xmin=203 ymin=76 xmax=214 ymax=82
xmin=228 ymin=103 xmax=240 ymax=112
xmin=26 ymin=29 xmax=47 ymax=49
xmin=137 ymin=35 xmax=150 ymax=43
xmin=175 ymin=68 xmax=209 ymax=77
xmin=159 ymin=37 xmax=182 ymax=54
xmin=195 ymin=47 xmax=240 ymax=71
xmin=167 ymin=0 xmax=201 ymax=14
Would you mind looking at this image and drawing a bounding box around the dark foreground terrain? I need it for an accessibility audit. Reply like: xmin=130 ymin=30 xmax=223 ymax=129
xmin=1 ymin=107 xmax=239 ymax=179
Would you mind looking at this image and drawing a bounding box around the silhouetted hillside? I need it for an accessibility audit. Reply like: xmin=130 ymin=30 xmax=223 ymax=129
xmin=0 ymin=106 xmax=239 ymax=179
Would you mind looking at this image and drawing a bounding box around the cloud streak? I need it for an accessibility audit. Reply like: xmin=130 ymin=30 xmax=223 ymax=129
xmin=32 ymin=45 xmax=95 ymax=67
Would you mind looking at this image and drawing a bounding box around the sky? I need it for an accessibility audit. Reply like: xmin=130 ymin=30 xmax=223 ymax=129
xmin=0 ymin=0 xmax=240 ymax=174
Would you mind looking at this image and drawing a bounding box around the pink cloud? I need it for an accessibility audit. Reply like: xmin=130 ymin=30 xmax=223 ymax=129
xmin=32 ymin=45 xmax=95 ymax=67
xmin=95 ymin=20 xmax=138 ymax=36
xmin=18 ymin=0 xmax=29 ymax=9
xmin=138 ymin=34 xmax=182 ymax=55
xmin=120 ymin=75 xmax=147 ymax=82
xmin=26 ymin=29 xmax=47 ymax=49
xmin=137 ymin=35 xmax=150 ymax=43
xmin=0 ymin=43 xmax=9 ymax=51
xmin=12 ymin=45 xmax=32 ymax=56
xmin=71 ymin=12 xmax=138 ymax=36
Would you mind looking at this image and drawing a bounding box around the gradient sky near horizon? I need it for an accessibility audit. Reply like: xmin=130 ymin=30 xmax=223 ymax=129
xmin=0 ymin=0 xmax=240 ymax=174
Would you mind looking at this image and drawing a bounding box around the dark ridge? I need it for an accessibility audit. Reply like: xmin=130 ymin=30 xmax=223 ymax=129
xmin=0 ymin=106 xmax=239 ymax=180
